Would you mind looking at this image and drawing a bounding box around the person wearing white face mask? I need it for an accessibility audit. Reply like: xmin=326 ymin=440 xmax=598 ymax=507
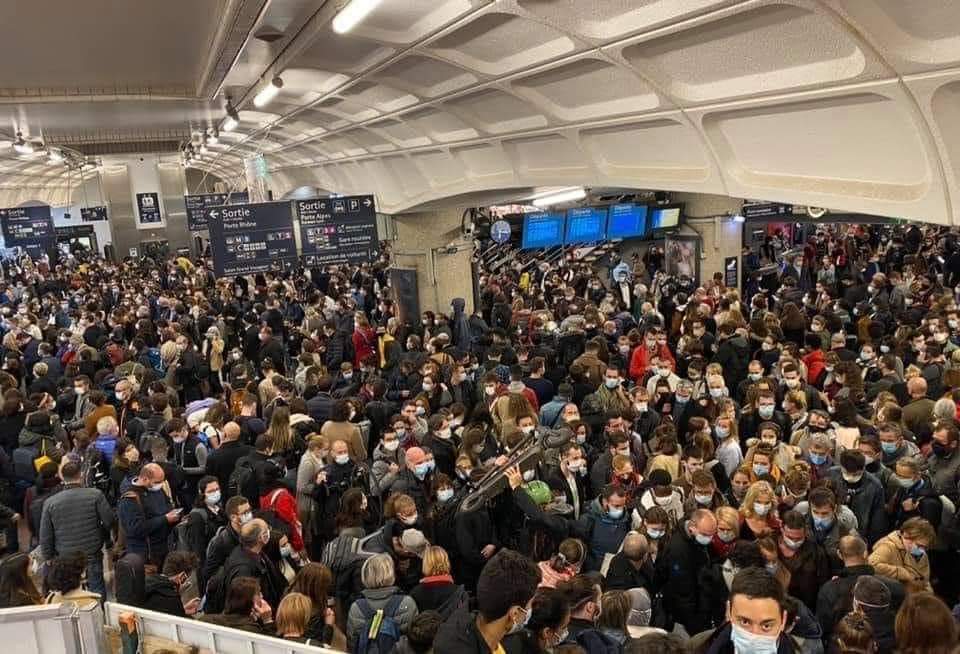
xmin=644 ymin=356 xmax=680 ymax=396
xmin=202 ymin=496 xmax=253 ymax=586
xmin=550 ymin=443 xmax=587 ymax=520
xmin=178 ymin=476 xmax=227 ymax=590
xmin=423 ymin=413 xmax=458 ymax=478
xmin=696 ymin=567 xmax=790 ymax=654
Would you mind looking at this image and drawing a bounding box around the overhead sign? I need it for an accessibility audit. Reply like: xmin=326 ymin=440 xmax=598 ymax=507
xmin=742 ymin=201 xmax=793 ymax=218
xmin=521 ymin=212 xmax=565 ymax=250
xmin=184 ymin=191 xmax=250 ymax=231
xmin=490 ymin=220 xmax=511 ymax=244
xmin=207 ymin=200 xmax=297 ymax=277
xmin=55 ymin=225 xmax=95 ymax=239
xmin=80 ymin=206 xmax=108 ymax=222
xmin=136 ymin=192 xmax=163 ymax=225
xmin=0 ymin=205 xmax=55 ymax=245
xmin=296 ymin=194 xmax=378 ymax=266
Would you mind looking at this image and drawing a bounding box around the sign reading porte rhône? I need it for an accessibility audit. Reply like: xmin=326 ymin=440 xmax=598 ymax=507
xmin=207 ymin=201 xmax=297 ymax=277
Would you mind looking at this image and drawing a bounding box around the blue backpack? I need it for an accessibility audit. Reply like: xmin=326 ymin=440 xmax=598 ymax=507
xmin=356 ymin=595 xmax=403 ymax=654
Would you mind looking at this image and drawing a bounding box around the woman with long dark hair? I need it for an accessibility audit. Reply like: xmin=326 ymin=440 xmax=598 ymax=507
xmin=0 ymin=552 xmax=41 ymax=608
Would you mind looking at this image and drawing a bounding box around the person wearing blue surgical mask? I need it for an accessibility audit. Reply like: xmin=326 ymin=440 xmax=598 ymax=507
xmin=657 ymin=509 xmax=717 ymax=635
xmin=707 ymin=567 xmax=789 ymax=654
xmin=807 ymin=488 xmax=842 ymax=544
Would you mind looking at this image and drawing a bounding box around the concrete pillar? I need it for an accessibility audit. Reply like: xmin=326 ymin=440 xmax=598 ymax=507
xmin=675 ymin=193 xmax=743 ymax=287
xmin=390 ymin=208 xmax=475 ymax=315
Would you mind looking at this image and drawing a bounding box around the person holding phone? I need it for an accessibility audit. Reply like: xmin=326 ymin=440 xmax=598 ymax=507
xmin=142 ymin=551 xmax=201 ymax=617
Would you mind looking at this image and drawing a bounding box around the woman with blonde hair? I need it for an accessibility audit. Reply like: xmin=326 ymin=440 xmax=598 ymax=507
xmin=275 ymin=592 xmax=315 ymax=643
xmin=739 ymin=480 xmax=782 ymax=540
xmin=714 ymin=414 xmax=742 ymax=477
xmin=409 ymin=545 xmax=466 ymax=617
xmin=597 ymin=590 xmax=632 ymax=648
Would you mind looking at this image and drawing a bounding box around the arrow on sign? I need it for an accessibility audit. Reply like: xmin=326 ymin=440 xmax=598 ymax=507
xmin=209 ymin=210 xmax=219 ymax=219
xmin=363 ymin=198 xmax=372 ymax=207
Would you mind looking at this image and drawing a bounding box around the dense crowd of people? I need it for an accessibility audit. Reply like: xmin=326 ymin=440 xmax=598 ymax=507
xmin=0 ymin=222 xmax=959 ymax=653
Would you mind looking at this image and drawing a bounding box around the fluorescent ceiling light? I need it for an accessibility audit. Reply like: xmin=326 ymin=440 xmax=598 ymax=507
xmin=532 ymin=188 xmax=586 ymax=208
xmin=253 ymin=76 xmax=283 ymax=108
xmin=333 ymin=0 xmax=383 ymax=34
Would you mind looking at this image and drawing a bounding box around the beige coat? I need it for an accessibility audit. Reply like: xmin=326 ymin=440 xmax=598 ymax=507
xmin=868 ymin=531 xmax=932 ymax=590
xmin=320 ymin=420 xmax=366 ymax=463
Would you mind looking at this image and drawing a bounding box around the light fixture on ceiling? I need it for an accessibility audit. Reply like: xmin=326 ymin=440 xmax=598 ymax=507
xmin=253 ymin=76 xmax=284 ymax=108
xmin=222 ymin=97 xmax=240 ymax=132
xmin=12 ymin=132 xmax=34 ymax=155
xmin=207 ymin=128 xmax=219 ymax=145
xmin=732 ymin=214 xmax=745 ymax=223
xmin=333 ymin=0 xmax=383 ymax=34
xmin=47 ymin=149 xmax=64 ymax=164
xmin=532 ymin=188 xmax=586 ymax=208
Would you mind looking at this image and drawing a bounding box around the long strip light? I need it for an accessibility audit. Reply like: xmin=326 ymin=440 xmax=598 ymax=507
xmin=332 ymin=0 xmax=383 ymax=34
xmin=532 ymin=188 xmax=586 ymax=208
xmin=253 ymin=76 xmax=283 ymax=108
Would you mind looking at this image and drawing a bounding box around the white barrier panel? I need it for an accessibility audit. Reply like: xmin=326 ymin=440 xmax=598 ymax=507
xmin=105 ymin=602 xmax=343 ymax=654
xmin=0 ymin=602 xmax=105 ymax=654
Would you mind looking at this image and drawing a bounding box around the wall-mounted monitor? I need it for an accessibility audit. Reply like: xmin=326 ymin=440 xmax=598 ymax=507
xmin=521 ymin=211 xmax=565 ymax=249
xmin=564 ymin=207 xmax=607 ymax=244
xmin=649 ymin=206 xmax=682 ymax=232
xmin=607 ymin=203 xmax=648 ymax=239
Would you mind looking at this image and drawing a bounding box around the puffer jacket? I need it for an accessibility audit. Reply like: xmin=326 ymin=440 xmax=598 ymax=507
xmin=370 ymin=442 xmax=405 ymax=496
xmin=39 ymin=484 xmax=114 ymax=559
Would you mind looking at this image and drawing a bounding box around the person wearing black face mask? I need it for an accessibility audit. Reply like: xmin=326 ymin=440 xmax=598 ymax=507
xmin=927 ymin=423 xmax=960 ymax=504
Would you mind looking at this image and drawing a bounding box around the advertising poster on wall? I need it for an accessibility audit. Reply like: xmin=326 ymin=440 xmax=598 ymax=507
xmin=664 ymin=235 xmax=700 ymax=285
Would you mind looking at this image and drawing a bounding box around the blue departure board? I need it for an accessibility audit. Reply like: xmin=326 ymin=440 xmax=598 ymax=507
xmin=564 ymin=207 xmax=607 ymax=244
xmin=522 ymin=212 xmax=565 ymax=249
xmin=607 ymin=204 xmax=648 ymax=239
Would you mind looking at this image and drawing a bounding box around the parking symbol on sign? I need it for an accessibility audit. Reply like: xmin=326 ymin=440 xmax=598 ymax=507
xmin=348 ymin=199 xmax=359 ymax=212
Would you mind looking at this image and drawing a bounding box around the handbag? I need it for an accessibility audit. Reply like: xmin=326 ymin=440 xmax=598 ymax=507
xmin=33 ymin=440 xmax=53 ymax=473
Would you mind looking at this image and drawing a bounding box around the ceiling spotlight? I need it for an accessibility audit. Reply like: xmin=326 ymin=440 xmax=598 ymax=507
xmin=207 ymin=128 xmax=219 ymax=145
xmin=333 ymin=0 xmax=383 ymax=34
xmin=532 ymin=188 xmax=586 ymax=208
xmin=47 ymin=149 xmax=64 ymax=164
xmin=12 ymin=132 xmax=34 ymax=155
xmin=222 ymin=98 xmax=239 ymax=132
xmin=253 ymin=76 xmax=284 ymax=108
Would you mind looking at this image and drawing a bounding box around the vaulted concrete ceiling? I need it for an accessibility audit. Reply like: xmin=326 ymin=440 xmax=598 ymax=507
xmin=0 ymin=0 xmax=958 ymax=224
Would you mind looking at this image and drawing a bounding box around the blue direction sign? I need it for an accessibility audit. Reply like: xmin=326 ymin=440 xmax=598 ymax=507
xmin=297 ymin=194 xmax=378 ymax=266
xmin=185 ymin=191 xmax=250 ymax=231
xmin=490 ymin=220 xmax=511 ymax=244
xmin=207 ymin=201 xmax=297 ymax=278
xmin=80 ymin=206 xmax=108 ymax=222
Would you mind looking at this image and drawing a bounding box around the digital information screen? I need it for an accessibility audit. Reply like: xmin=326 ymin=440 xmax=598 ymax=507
xmin=80 ymin=206 xmax=108 ymax=222
xmin=564 ymin=207 xmax=607 ymax=244
xmin=207 ymin=201 xmax=297 ymax=277
xmin=521 ymin=212 xmax=565 ymax=249
xmin=650 ymin=207 xmax=681 ymax=231
xmin=607 ymin=204 xmax=648 ymax=239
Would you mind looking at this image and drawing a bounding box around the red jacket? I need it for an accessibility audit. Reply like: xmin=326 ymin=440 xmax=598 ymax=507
xmin=629 ymin=344 xmax=675 ymax=382
xmin=802 ymin=350 xmax=826 ymax=386
xmin=352 ymin=327 xmax=376 ymax=368
xmin=260 ymin=487 xmax=303 ymax=552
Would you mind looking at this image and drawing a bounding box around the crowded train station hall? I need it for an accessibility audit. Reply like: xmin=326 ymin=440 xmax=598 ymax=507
xmin=0 ymin=2 xmax=959 ymax=654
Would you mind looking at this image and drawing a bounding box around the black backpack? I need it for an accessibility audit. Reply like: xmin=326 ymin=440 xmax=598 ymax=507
xmin=228 ymin=458 xmax=259 ymax=502
xmin=203 ymin=566 xmax=227 ymax=614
